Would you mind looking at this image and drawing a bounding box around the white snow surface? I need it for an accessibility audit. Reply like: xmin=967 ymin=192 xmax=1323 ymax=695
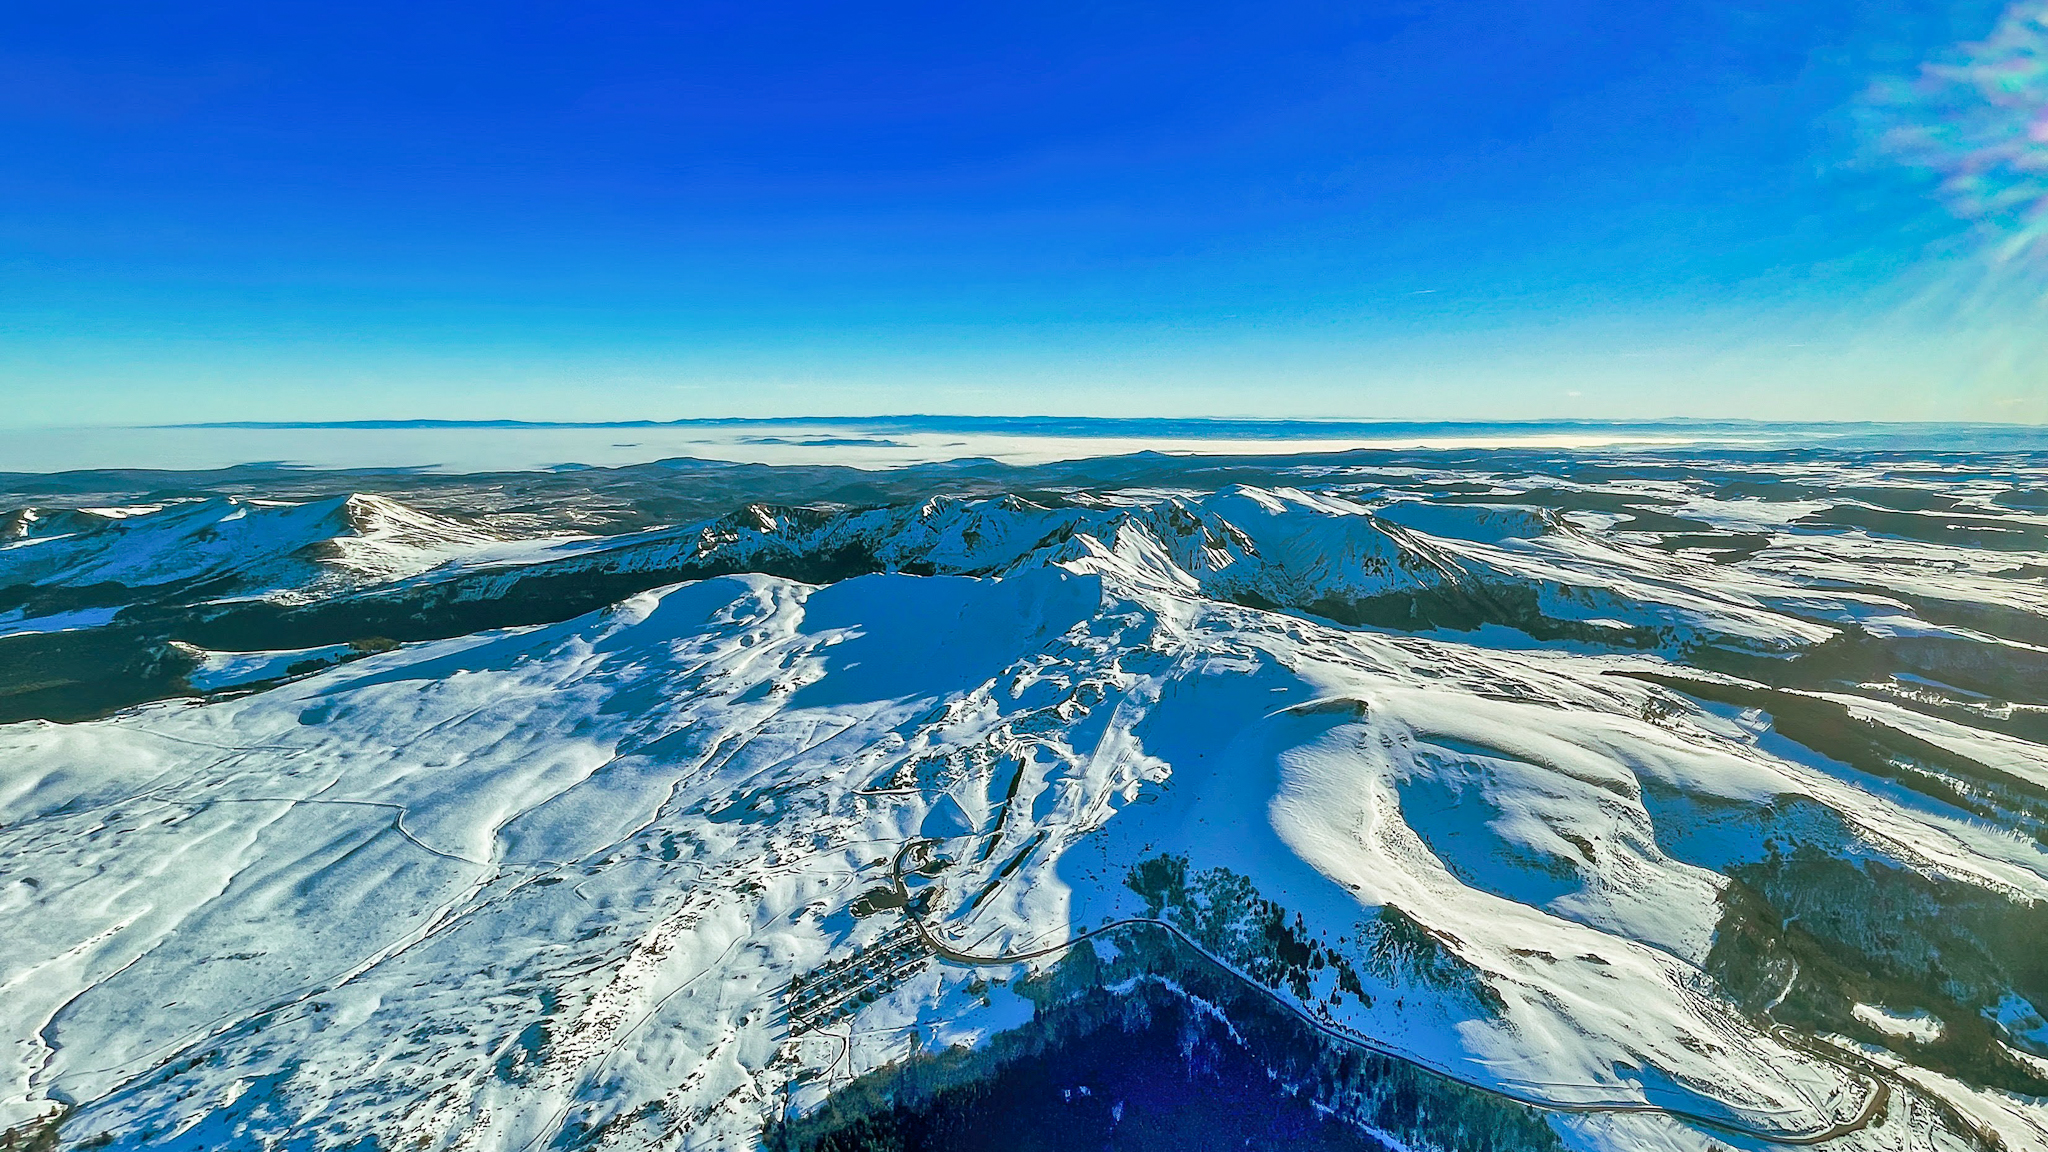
xmin=0 ymin=494 xmax=519 ymax=598
xmin=386 ymin=484 xmax=1876 ymax=657
xmin=180 ymin=643 xmax=365 ymax=691
xmin=4 ymin=469 xmax=2048 ymax=1150
xmin=1852 ymin=1005 xmax=1946 ymax=1045
xmin=0 ymin=606 xmax=124 ymax=637
xmin=4 ymin=531 xmax=2041 ymax=1149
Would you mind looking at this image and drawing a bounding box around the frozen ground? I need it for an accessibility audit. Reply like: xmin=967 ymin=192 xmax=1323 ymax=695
xmin=2 ymin=443 xmax=2046 ymax=1151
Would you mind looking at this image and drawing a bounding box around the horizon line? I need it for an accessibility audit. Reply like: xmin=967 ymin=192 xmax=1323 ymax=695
xmin=152 ymin=414 xmax=2044 ymax=432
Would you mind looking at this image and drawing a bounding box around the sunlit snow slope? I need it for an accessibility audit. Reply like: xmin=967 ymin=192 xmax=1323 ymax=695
xmin=4 ymin=448 xmax=2048 ymax=1152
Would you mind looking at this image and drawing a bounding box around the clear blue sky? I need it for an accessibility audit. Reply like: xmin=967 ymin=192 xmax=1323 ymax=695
xmin=2 ymin=0 xmax=2043 ymax=425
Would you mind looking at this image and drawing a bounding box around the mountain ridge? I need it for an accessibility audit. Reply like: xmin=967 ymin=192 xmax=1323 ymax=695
xmin=3 ymin=446 xmax=2046 ymax=1151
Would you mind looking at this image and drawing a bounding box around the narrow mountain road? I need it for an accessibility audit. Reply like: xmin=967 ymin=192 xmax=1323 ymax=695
xmin=887 ymin=842 xmax=1892 ymax=1147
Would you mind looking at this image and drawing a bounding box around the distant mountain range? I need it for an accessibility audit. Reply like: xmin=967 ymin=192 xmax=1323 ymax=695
xmin=157 ymin=413 xmax=2048 ymax=447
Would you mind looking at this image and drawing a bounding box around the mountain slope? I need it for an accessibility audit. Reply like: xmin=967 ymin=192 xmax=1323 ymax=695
xmin=4 ymin=448 xmax=2048 ymax=1152
xmin=0 ymin=494 xmax=519 ymax=607
xmin=6 ymin=556 xmax=2045 ymax=1149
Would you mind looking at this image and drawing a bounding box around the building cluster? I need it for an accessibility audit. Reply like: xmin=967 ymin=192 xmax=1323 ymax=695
xmin=787 ymin=921 xmax=935 ymax=1034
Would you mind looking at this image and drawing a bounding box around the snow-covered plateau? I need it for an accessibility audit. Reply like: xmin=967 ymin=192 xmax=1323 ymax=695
xmin=3 ymin=445 xmax=2047 ymax=1151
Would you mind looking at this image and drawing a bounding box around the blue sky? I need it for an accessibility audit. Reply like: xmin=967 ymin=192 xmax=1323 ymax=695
xmin=2 ymin=0 xmax=2043 ymax=424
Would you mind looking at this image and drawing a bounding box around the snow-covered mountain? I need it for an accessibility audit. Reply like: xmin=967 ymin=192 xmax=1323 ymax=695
xmin=4 ymin=448 xmax=2047 ymax=1151
xmin=0 ymin=493 xmax=520 ymax=603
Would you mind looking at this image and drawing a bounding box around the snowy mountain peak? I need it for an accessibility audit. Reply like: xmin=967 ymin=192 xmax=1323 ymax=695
xmin=0 ymin=492 xmax=501 ymax=599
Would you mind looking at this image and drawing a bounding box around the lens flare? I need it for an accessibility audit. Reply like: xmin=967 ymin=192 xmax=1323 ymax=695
xmin=1871 ymin=3 xmax=2048 ymax=262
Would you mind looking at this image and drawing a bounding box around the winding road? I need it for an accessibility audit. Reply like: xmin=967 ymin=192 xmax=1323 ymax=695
xmin=887 ymin=841 xmax=1893 ymax=1147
